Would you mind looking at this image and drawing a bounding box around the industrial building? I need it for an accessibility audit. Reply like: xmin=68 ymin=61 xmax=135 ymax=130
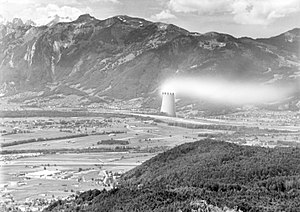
xmin=160 ymin=92 xmax=176 ymax=117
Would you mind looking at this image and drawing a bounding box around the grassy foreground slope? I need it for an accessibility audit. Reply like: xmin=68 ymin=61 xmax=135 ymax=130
xmin=45 ymin=139 xmax=300 ymax=211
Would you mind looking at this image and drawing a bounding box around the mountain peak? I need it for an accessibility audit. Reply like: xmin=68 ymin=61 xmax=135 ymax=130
xmin=46 ymin=15 xmax=72 ymax=27
xmin=11 ymin=18 xmax=24 ymax=28
xmin=75 ymin=14 xmax=96 ymax=23
xmin=25 ymin=19 xmax=36 ymax=26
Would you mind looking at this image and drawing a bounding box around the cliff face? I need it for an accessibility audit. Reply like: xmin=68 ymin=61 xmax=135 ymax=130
xmin=0 ymin=14 xmax=299 ymax=109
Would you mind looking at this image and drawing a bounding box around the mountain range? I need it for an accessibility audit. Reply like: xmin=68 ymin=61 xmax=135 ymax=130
xmin=0 ymin=14 xmax=299 ymax=111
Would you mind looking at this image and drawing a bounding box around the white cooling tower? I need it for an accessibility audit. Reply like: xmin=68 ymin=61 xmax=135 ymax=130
xmin=160 ymin=92 xmax=176 ymax=117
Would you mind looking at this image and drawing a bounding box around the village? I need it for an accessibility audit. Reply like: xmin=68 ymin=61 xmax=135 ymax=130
xmin=1 ymin=162 xmax=121 ymax=212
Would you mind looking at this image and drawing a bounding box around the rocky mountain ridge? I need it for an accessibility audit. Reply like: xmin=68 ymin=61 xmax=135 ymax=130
xmin=0 ymin=14 xmax=299 ymax=111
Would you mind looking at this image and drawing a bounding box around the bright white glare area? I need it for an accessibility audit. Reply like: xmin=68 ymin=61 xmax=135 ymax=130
xmin=161 ymin=77 xmax=295 ymax=105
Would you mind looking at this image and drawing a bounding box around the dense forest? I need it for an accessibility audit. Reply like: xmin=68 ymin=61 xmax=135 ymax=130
xmin=44 ymin=139 xmax=300 ymax=211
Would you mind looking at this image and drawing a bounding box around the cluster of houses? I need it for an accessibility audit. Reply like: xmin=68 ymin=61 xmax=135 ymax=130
xmin=1 ymin=167 xmax=121 ymax=211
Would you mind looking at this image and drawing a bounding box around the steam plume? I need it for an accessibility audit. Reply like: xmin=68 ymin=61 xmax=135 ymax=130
xmin=161 ymin=77 xmax=295 ymax=105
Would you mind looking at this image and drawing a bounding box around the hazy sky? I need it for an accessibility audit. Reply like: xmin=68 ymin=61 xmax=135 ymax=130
xmin=0 ymin=0 xmax=299 ymax=38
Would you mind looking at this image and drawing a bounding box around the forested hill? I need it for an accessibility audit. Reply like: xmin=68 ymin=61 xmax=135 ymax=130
xmin=45 ymin=140 xmax=300 ymax=211
xmin=123 ymin=139 xmax=300 ymax=187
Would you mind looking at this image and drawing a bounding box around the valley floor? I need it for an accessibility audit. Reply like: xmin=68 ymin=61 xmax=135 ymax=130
xmin=1 ymin=108 xmax=300 ymax=211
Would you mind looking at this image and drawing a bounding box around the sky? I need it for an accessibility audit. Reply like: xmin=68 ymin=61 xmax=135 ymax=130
xmin=0 ymin=0 xmax=299 ymax=38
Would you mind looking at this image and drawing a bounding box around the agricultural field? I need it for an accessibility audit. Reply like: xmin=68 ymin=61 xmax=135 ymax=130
xmin=1 ymin=152 xmax=155 ymax=202
xmin=1 ymin=116 xmax=206 ymax=152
